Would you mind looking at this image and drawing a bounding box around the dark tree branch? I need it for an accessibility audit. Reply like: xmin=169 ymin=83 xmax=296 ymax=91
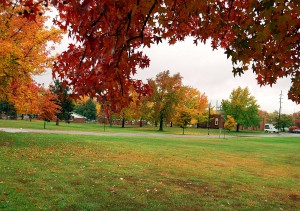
xmin=79 ymin=44 xmax=87 ymax=69
xmin=228 ymin=0 xmax=235 ymax=18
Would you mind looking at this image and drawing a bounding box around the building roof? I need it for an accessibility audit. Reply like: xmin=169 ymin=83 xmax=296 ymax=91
xmin=71 ymin=112 xmax=87 ymax=119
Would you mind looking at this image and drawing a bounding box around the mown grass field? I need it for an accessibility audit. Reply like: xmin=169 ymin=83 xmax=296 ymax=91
xmin=0 ymin=128 xmax=299 ymax=210
xmin=0 ymin=119 xmax=264 ymax=136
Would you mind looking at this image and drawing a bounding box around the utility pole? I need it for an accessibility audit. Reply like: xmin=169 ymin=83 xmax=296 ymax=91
xmin=207 ymin=103 xmax=211 ymax=135
xmin=278 ymin=91 xmax=283 ymax=133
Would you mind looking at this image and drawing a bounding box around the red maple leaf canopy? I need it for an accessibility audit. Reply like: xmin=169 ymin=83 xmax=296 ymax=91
xmin=2 ymin=0 xmax=299 ymax=111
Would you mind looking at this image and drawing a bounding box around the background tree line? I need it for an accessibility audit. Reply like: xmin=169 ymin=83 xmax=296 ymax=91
xmin=1 ymin=70 xmax=298 ymax=133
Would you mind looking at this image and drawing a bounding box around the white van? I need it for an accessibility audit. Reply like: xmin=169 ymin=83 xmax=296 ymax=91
xmin=264 ymin=124 xmax=278 ymax=133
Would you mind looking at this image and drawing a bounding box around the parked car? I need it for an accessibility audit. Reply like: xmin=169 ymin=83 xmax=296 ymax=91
xmin=264 ymin=124 xmax=278 ymax=133
xmin=289 ymin=126 xmax=300 ymax=133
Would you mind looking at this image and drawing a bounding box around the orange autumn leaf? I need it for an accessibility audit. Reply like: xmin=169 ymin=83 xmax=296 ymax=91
xmin=0 ymin=4 xmax=62 ymax=101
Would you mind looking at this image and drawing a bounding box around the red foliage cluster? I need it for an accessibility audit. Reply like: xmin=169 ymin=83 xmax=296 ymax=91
xmin=38 ymin=88 xmax=61 ymax=121
xmin=2 ymin=0 xmax=299 ymax=111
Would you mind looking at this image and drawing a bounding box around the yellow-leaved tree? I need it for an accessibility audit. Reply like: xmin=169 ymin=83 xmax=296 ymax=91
xmin=224 ymin=115 xmax=237 ymax=131
xmin=173 ymin=86 xmax=208 ymax=134
xmin=174 ymin=86 xmax=208 ymax=126
xmin=174 ymin=106 xmax=192 ymax=135
xmin=0 ymin=4 xmax=61 ymax=101
xmin=9 ymin=80 xmax=40 ymax=121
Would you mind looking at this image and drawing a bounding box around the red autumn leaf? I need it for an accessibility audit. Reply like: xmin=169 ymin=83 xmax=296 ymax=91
xmin=1 ymin=0 xmax=299 ymax=109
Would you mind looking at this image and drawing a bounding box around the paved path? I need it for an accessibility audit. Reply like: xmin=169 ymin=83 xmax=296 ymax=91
xmin=0 ymin=127 xmax=299 ymax=139
xmin=0 ymin=127 xmax=229 ymax=139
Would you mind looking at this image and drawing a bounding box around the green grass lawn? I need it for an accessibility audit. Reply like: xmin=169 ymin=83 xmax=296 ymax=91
xmin=0 ymin=131 xmax=299 ymax=210
xmin=0 ymin=119 xmax=265 ymax=136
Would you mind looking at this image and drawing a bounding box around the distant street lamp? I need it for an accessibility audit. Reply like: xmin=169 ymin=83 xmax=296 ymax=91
xmin=103 ymin=115 xmax=106 ymax=132
xmin=216 ymin=105 xmax=224 ymax=139
xmin=207 ymin=103 xmax=211 ymax=135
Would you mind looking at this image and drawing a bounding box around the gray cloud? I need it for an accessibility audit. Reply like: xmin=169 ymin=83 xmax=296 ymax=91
xmin=135 ymin=38 xmax=299 ymax=114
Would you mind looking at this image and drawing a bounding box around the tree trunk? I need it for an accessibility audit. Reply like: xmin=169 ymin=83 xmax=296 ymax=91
xmin=104 ymin=119 xmax=106 ymax=132
xmin=56 ymin=118 xmax=59 ymax=126
xmin=182 ymin=127 xmax=185 ymax=135
xmin=122 ymin=118 xmax=125 ymax=128
xmin=170 ymin=122 xmax=173 ymax=127
xmin=140 ymin=118 xmax=143 ymax=127
xmin=236 ymin=123 xmax=240 ymax=132
xmin=159 ymin=113 xmax=164 ymax=131
xmin=44 ymin=120 xmax=46 ymax=129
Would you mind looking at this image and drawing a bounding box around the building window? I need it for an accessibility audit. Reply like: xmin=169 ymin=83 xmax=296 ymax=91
xmin=215 ymin=118 xmax=219 ymax=126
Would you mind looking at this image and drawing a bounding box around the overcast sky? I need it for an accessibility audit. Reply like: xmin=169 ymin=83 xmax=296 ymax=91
xmin=34 ymin=36 xmax=299 ymax=115
xmin=134 ymin=37 xmax=300 ymax=114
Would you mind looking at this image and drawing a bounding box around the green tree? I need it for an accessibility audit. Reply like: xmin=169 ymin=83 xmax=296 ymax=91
xmin=50 ymin=79 xmax=75 ymax=125
xmin=269 ymin=111 xmax=293 ymax=131
xmin=222 ymin=87 xmax=260 ymax=132
xmin=266 ymin=111 xmax=278 ymax=126
xmin=74 ymin=99 xmax=97 ymax=121
xmin=148 ymin=70 xmax=183 ymax=131
xmin=0 ymin=101 xmax=17 ymax=119
xmin=280 ymin=114 xmax=294 ymax=131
